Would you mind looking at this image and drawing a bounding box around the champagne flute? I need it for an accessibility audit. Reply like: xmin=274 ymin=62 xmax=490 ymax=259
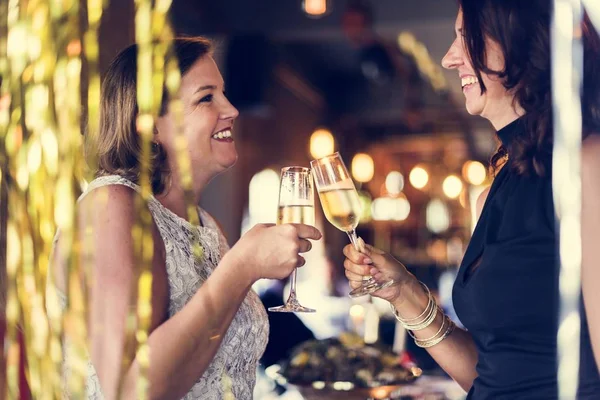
xmin=268 ymin=166 xmax=316 ymax=313
xmin=311 ymin=152 xmax=394 ymax=297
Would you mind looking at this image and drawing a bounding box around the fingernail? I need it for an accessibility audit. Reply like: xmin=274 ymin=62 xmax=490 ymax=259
xmin=364 ymin=257 xmax=373 ymax=264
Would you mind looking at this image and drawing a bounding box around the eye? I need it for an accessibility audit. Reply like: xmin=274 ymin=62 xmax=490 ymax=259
xmin=198 ymin=94 xmax=213 ymax=103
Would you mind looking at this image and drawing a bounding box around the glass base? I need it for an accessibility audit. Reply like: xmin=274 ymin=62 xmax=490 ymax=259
xmin=268 ymin=293 xmax=316 ymax=313
xmin=349 ymin=278 xmax=395 ymax=298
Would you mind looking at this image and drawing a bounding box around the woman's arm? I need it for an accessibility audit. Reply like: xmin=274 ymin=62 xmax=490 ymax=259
xmin=346 ymin=247 xmax=479 ymax=392
xmin=401 ymin=187 xmax=491 ymax=390
xmin=389 ymin=279 xmax=478 ymax=391
xmin=581 ymin=135 xmax=600 ymax=371
xmin=78 ymin=185 xmax=319 ymax=400
xmin=343 ymin=188 xmax=491 ymax=392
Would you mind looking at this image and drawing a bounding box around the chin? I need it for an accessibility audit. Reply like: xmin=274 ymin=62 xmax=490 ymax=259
xmin=217 ymin=153 xmax=238 ymax=172
xmin=465 ymin=101 xmax=484 ymax=117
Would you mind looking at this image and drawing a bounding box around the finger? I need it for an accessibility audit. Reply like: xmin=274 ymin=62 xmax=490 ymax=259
xmin=345 ymin=269 xmax=366 ymax=282
xmin=344 ymin=259 xmax=371 ymax=276
xmin=296 ymin=255 xmax=306 ymax=268
xmin=343 ymin=244 xmax=372 ymax=265
xmin=371 ymin=271 xmax=386 ymax=281
xmin=349 ymin=279 xmax=362 ymax=290
xmin=257 ymin=223 xmax=275 ymax=229
xmin=298 ymin=239 xmax=312 ymax=253
xmin=364 ymin=243 xmax=385 ymax=255
xmin=369 ymin=266 xmax=390 ymax=281
xmin=359 ymin=244 xmax=389 ymax=267
xmin=290 ymin=224 xmax=322 ymax=240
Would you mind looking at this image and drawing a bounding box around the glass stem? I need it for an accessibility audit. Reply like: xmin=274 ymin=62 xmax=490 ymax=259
xmin=347 ymin=230 xmax=372 ymax=281
xmin=287 ymin=267 xmax=298 ymax=301
xmin=347 ymin=229 xmax=360 ymax=250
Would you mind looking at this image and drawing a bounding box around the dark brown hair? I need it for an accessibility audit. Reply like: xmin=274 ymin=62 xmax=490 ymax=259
xmin=458 ymin=0 xmax=600 ymax=176
xmin=86 ymin=37 xmax=212 ymax=193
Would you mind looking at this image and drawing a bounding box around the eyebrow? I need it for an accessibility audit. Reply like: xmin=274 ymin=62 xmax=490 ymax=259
xmin=194 ymin=84 xmax=217 ymax=94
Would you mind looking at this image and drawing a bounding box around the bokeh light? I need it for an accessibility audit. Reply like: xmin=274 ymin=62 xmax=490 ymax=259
xmin=442 ymin=174 xmax=463 ymax=199
xmin=409 ymin=165 xmax=429 ymax=190
xmin=351 ymin=153 xmax=375 ymax=183
xmin=309 ymin=128 xmax=335 ymax=159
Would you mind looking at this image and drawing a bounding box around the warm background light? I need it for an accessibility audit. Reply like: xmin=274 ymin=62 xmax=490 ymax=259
xmin=358 ymin=191 xmax=373 ymax=223
xmin=426 ymin=198 xmax=451 ymax=233
xmin=309 ymin=128 xmax=335 ymax=159
xmin=463 ymin=160 xmax=487 ymax=186
xmin=385 ymin=171 xmax=404 ymax=195
xmin=303 ymin=0 xmax=327 ymax=16
xmin=371 ymin=194 xmax=410 ymax=221
xmin=443 ymin=175 xmax=463 ymax=199
xmin=351 ymin=153 xmax=374 ymax=183
xmin=409 ymin=165 xmax=429 ymax=190
xmin=245 ymin=169 xmax=280 ymax=232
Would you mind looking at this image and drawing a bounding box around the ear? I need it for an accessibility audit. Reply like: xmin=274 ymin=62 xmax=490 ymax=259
xmin=153 ymin=117 xmax=165 ymax=144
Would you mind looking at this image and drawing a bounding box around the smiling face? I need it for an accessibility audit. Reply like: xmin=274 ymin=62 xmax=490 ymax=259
xmin=155 ymin=55 xmax=239 ymax=190
xmin=441 ymin=9 xmax=522 ymax=129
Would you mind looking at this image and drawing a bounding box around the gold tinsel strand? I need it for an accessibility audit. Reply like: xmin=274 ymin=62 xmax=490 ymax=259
xmin=1 ymin=0 xmax=221 ymax=397
xmin=1 ymin=0 xmax=103 ymax=398
xmin=131 ymin=0 xmax=155 ymax=396
xmin=0 ymin=0 xmax=13 ymax=397
xmin=132 ymin=0 xmax=209 ymax=397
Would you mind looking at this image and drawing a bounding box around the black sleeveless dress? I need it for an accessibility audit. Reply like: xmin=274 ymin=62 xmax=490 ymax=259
xmin=452 ymin=117 xmax=600 ymax=399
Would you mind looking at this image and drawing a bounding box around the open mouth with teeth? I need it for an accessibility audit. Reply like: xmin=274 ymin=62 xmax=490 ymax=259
xmin=461 ymin=76 xmax=479 ymax=90
xmin=211 ymin=129 xmax=233 ymax=142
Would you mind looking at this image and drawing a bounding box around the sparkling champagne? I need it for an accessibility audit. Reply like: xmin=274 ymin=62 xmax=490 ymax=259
xmin=278 ymin=205 xmax=315 ymax=226
xmin=311 ymin=152 xmax=394 ymax=298
xmin=317 ymin=188 xmax=362 ymax=232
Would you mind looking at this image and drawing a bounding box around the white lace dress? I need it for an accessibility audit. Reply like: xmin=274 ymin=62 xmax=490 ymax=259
xmin=54 ymin=175 xmax=269 ymax=399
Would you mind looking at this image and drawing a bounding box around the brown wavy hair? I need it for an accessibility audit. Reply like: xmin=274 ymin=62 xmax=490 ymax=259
xmin=458 ymin=0 xmax=600 ymax=176
xmin=85 ymin=37 xmax=212 ymax=193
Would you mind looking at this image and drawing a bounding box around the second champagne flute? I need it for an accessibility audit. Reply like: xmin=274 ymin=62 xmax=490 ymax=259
xmin=268 ymin=166 xmax=316 ymax=313
xmin=311 ymin=152 xmax=394 ymax=297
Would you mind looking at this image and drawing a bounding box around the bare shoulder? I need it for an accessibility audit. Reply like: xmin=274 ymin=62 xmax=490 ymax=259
xmin=52 ymin=185 xmax=139 ymax=287
xmin=79 ymin=183 xmax=137 ymax=223
xmin=582 ymin=134 xmax=600 ymax=204
xmin=76 ymin=184 xmax=142 ymax=279
xmin=582 ymin=134 xmax=600 ymax=172
xmin=475 ymin=186 xmax=492 ymax=220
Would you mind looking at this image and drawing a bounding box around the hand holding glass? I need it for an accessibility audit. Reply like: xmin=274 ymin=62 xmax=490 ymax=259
xmin=268 ymin=167 xmax=316 ymax=313
xmin=311 ymin=153 xmax=394 ymax=297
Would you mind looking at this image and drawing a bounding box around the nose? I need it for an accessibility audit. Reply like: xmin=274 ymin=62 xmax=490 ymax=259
xmin=442 ymin=39 xmax=463 ymax=70
xmin=220 ymin=97 xmax=239 ymax=121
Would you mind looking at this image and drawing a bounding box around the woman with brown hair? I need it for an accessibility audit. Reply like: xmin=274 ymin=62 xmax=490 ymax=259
xmin=343 ymin=1 xmax=600 ymax=398
xmin=50 ymin=37 xmax=321 ymax=399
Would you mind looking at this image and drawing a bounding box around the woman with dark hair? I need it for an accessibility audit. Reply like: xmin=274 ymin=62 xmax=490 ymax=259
xmin=343 ymin=1 xmax=600 ymax=398
xmin=49 ymin=37 xmax=321 ymax=399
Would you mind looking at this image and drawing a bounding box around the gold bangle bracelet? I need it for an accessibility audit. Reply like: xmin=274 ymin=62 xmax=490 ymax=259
xmin=406 ymin=303 xmax=438 ymax=331
xmin=390 ymin=282 xmax=438 ymax=331
xmin=415 ymin=317 xmax=456 ymax=348
xmin=390 ymin=300 xmax=437 ymax=331
xmin=395 ymin=281 xmax=433 ymax=322
xmin=408 ymin=308 xmax=445 ymax=341
xmin=390 ymin=284 xmax=438 ymax=331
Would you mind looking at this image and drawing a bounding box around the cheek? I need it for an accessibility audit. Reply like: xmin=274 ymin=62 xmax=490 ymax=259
xmin=184 ymin=110 xmax=217 ymax=141
xmin=480 ymin=74 xmax=506 ymax=101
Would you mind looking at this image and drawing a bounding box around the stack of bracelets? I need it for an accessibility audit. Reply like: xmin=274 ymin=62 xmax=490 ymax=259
xmin=389 ymin=281 xmax=456 ymax=348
